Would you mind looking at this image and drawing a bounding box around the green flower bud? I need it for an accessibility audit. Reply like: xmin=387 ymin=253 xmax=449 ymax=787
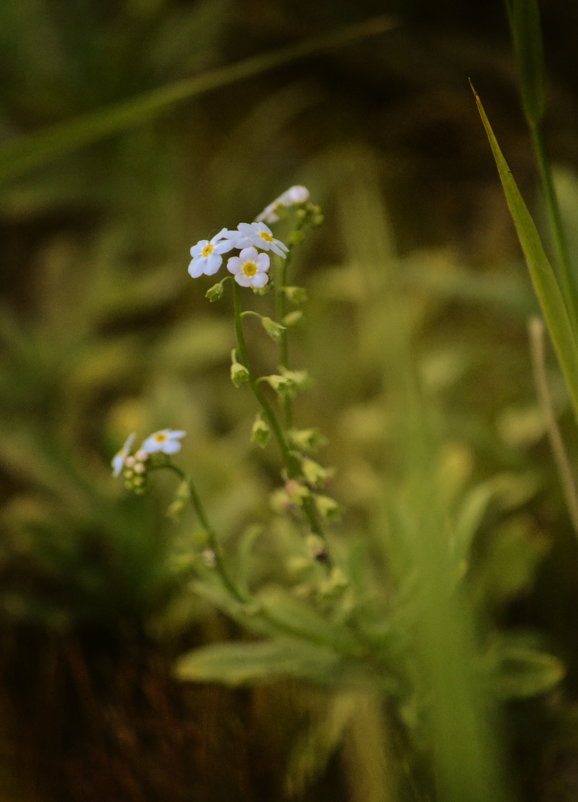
xmin=282 ymin=310 xmax=303 ymax=327
xmin=283 ymin=286 xmax=308 ymax=304
xmin=289 ymin=428 xmax=328 ymax=452
xmin=231 ymin=362 xmax=249 ymax=386
xmin=314 ymin=494 xmax=341 ymax=522
xmin=301 ymin=457 xmax=332 ymax=488
xmin=261 ymin=316 xmax=286 ymax=343
xmin=205 ymin=280 xmax=226 ymax=302
xmin=230 ymin=349 xmax=249 ymax=386
xmin=262 ymin=369 xmax=309 ymax=398
xmin=251 ymin=414 xmax=271 ymax=448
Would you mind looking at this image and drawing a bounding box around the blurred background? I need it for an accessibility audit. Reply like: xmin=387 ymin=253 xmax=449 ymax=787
xmin=2 ymin=0 xmax=578 ymax=800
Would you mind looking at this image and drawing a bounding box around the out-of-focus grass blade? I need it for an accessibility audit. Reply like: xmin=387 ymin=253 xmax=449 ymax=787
xmin=472 ymin=84 xmax=578 ymax=421
xmin=0 ymin=16 xmax=395 ymax=184
xmin=505 ymin=0 xmax=545 ymax=125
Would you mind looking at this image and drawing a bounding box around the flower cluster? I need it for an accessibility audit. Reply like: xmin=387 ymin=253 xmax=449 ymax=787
xmin=187 ymin=221 xmax=288 ymax=289
xmin=111 ymin=429 xmax=186 ymax=493
xmin=255 ymin=185 xmax=310 ymax=224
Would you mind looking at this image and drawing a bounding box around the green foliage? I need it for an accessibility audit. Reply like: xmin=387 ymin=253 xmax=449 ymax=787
xmin=0 ymin=13 xmax=395 ymax=184
xmin=473 ymin=86 xmax=578 ymax=422
xmin=506 ymin=0 xmax=545 ymax=125
xmin=176 ymin=638 xmax=341 ymax=686
xmin=2 ymin=2 xmax=578 ymax=800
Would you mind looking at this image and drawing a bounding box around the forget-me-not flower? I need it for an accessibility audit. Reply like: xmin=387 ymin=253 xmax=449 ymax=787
xmin=141 ymin=428 xmax=186 ymax=455
xmin=111 ymin=432 xmax=136 ymax=477
xmin=227 ymin=247 xmax=270 ymax=288
xmin=230 ymin=222 xmax=289 ymax=259
xmin=188 ymin=228 xmax=235 ymax=278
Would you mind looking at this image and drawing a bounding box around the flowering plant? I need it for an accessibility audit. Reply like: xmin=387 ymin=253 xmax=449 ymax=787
xmin=111 ymin=185 xmax=348 ymax=642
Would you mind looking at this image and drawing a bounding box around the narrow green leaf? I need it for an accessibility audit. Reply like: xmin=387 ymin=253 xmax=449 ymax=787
xmin=0 ymin=16 xmax=395 ymax=184
xmin=175 ymin=638 xmax=340 ymax=686
xmin=506 ymin=0 xmax=545 ymax=125
xmin=472 ymin=85 xmax=578 ymax=421
xmin=487 ymin=636 xmax=565 ymax=698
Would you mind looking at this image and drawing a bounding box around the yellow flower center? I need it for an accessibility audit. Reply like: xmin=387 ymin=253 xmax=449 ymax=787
xmin=243 ymin=261 xmax=258 ymax=277
xmin=259 ymin=231 xmax=273 ymax=243
xmin=154 ymin=433 xmax=168 ymax=443
xmin=202 ymin=243 xmax=215 ymax=257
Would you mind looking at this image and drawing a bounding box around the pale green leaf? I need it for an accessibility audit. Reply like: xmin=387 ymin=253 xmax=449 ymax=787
xmin=175 ymin=638 xmax=341 ymax=686
xmin=487 ymin=635 xmax=565 ymax=698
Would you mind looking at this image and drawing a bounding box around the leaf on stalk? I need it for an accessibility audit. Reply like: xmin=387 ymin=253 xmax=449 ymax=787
xmin=175 ymin=637 xmax=341 ymax=686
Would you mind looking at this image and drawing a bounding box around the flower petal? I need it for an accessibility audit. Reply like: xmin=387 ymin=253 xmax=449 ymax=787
xmin=252 ymin=272 xmax=269 ymax=288
xmin=188 ymin=258 xmax=204 ymax=278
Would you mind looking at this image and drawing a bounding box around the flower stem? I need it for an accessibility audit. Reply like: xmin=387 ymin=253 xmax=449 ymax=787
xmin=164 ymin=463 xmax=247 ymax=604
xmin=163 ymin=465 xmax=344 ymax=645
xmin=276 ymin=255 xmax=294 ymax=428
xmin=233 ymin=282 xmax=293 ymax=465
xmin=232 ymin=281 xmax=331 ymax=560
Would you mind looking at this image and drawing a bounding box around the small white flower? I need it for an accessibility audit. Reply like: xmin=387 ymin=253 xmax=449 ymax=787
xmin=141 ymin=428 xmax=186 ymax=455
xmin=111 ymin=432 xmax=136 ymax=477
xmin=232 ymin=222 xmax=289 ymax=258
xmin=188 ymin=228 xmax=235 ymax=278
xmin=256 ymin=185 xmax=310 ymax=223
xmin=227 ymin=247 xmax=270 ymax=288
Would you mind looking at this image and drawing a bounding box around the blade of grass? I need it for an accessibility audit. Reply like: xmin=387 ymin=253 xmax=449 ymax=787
xmin=505 ymin=0 xmax=544 ymax=125
xmin=0 ymin=16 xmax=395 ymax=184
xmin=505 ymin=0 xmax=578 ymax=341
xmin=339 ymin=161 xmax=512 ymax=801
xmin=472 ymin=83 xmax=578 ymax=423
xmin=528 ymin=317 xmax=578 ymax=538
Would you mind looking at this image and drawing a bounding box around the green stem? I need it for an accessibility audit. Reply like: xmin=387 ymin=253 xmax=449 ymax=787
xmin=529 ymin=122 xmax=578 ymax=332
xmin=232 ymin=281 xmax=331 ymax=558
xmin=163 ymin=463 xmax=247 ymax=604
xmin=233 ymin=282 xmax=294 ymax=466
xmin=163 ymin=465 xmax=344 ymax=645
xmin=276 ymin=248 xmax=293 ymax=427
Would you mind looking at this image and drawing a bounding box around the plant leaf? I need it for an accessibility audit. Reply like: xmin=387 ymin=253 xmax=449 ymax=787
xmin=175 ymin=638 xmax=341 ymax=686
xmin=506 ymin=0 xmax=545 ymax=125
xmin=472 ymin=85 xmax=578 ymax=422
xmin=487 ymin=636 xmax=565 ymax=698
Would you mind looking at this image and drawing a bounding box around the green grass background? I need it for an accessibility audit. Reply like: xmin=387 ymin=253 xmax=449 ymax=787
xmin=1 ymin=1 xmax=578 ymax=800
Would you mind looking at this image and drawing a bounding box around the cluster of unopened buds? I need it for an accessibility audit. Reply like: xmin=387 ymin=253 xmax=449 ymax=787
xmin=111 ymin=429 xmax=186 ymax=493
xmin=187 ymin=186 xmax=310 ymax=289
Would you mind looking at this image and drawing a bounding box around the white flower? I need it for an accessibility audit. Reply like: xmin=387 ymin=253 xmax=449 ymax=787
xmin=141 ymin=429 xmax=186 ymax=455
xmin=227 ymin=247 xmax=270 ymax=288
xmin=188 ymin=228 xmax=235 ymax=278
xmin=111 ymin=432 xmax=136 ymax=477
xmin=256 ymin=185 xmax=310 ymax=223
xmin=231 ymin=222 xmax=289 ymax=258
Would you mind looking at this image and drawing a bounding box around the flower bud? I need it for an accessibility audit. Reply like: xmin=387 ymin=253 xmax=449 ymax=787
xmin=283 ymin=286 xmax=308 ymax=305
xmin=282 ymin=310 xmax=303 ymax=328
xmin=251 ymin=414 xmax=271 ymax=448
xmin=206 ymin=280 xmax=225 ymax=302
xmin=230 ymin=349 xmax=249 ymax=386
xmin=261 ymin=316 xmax=286 ymax=343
